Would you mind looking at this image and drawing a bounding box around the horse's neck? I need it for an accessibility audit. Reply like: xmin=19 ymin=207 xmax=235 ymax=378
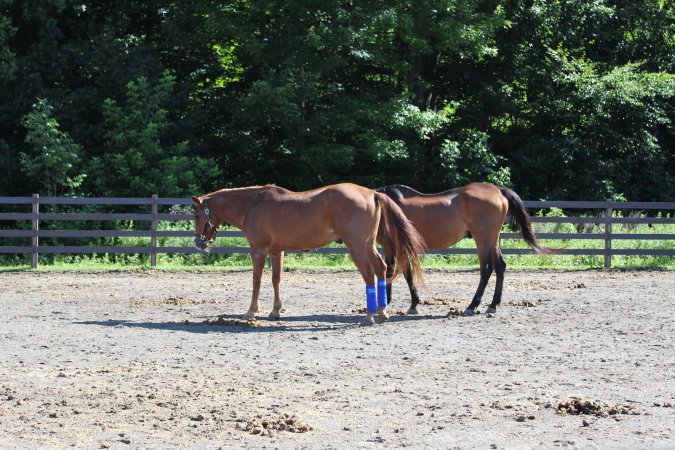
xmin=209 ymin=186 xmax=269 ymax=229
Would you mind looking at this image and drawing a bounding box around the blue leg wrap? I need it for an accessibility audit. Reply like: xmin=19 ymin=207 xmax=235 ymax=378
xmin=366 ymin=285 xmax=377 ymax=313
xmin=377 ymin=279 xmax=388 ymax=308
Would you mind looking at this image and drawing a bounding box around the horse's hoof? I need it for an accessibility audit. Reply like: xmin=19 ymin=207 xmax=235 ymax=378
xmin=461 ymin=308 xmax=476 ymax=317
xmin=269 ymin=310 xmax=281 ymax=320
xmin=242 ymin=311 xmax=256 ymax=320
xmin=406 ymin=307 xmax=419 ymax=315
xmin=361 ymin=315 xmax=375 ymax=326
xmin=485 ymin=306 xmax=497 ymax=314
xmin=377 ymin=307 xmax=390 ymax=322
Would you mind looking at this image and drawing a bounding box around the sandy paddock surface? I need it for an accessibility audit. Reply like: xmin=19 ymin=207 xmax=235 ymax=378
xmin=0 ymin=268 xmax=674 ymax=449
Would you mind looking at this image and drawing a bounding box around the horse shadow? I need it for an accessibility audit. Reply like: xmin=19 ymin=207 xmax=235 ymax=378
xmin=75 ymin=312 xmax=444 ymax=334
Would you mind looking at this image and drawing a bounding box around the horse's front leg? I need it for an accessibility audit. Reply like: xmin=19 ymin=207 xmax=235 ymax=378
xmin=269 ymin=251 xmax=284 ymax=319
xmin=244 ymin=247 xmax=267 ymax=319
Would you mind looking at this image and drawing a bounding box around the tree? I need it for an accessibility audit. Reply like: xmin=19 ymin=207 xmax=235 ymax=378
xmin=183 ymin=0 xmax=510 ymax=190
xmin=477 ymin=0 xmax=674 ymax=200
xmin=0 ymin=11 xmax=16 ymax=80
xmin=0 ymin=0 xmax=672 ymax=200
xmin=21 ymin=98 xmax=85 ymax=197
xmin=87 ymin=71 xmax=219 ymax=197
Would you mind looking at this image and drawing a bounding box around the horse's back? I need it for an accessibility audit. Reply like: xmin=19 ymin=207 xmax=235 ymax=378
xmin=242 ymin=183 xmax=377 ymax=251
xmin=380 ymin=182 xmax=508 ymax=249
xmin=378 ymin=186 xmax=463 ymax=249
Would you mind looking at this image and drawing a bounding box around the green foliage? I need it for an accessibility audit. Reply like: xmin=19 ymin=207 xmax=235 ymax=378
xmin=437 ymin=131 xmax=512 ymax=187
xmin=540 ymin=51 xmax=675 ymax=200
xmin=0 ymin=0 xmax=672 ymax=201
xmin=192 ymin=0 xmax=510 ymax=189
xmin=0 ymin=13 xmax=16 ymax=80
xmin=483 ymin=0 xmax=674 ymax=200
xmin=88 ymin=71 xmax=220 ymax=197
xmin=21 ymin=98 xmax=85 ymax=196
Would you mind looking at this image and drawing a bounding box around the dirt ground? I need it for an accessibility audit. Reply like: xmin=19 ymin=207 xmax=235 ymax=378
xmin=0 ymin=268 xmax=674 ymax=449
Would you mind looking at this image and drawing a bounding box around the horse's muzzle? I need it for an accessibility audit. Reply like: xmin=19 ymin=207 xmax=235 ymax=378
xmin=194 ymin=235 xmax=212 ymax=252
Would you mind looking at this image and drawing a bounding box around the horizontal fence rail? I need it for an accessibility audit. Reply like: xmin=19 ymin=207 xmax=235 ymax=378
xmin=0 ymin=195 xmax=673 ymax=269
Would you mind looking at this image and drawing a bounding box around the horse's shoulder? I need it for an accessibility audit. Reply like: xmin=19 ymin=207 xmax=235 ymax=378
xmin=242 ymin=185 xmax=282 ymax=206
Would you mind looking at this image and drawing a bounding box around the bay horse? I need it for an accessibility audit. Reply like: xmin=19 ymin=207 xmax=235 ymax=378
xmin=377 ymin=183 xmax=556 ymax=316
xmin=191 ymin=183 xmax=425 ymax=324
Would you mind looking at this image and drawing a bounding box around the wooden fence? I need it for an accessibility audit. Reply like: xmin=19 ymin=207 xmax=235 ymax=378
xmin=0 ymin=195 xmax=673 ymax=269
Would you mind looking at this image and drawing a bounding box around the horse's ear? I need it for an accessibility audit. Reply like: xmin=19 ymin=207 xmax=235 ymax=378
xmin=191 ymin=196 xmax=201 ymax=205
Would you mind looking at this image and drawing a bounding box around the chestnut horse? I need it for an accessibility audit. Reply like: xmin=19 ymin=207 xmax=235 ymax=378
xmin=377 ymin=183 xmax=556 ymax=316
xmin=192 ymin=183 xmax=425 ymax=324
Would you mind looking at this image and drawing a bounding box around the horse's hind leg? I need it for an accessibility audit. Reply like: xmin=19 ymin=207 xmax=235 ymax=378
xmin=385 ymin=253 xmax=395 ymax=306
xmin=269 ymin=251 xmax=284 ymax=319
xmin=403 ymin=264 xmax=421 ymax=315
xmin=347 ymin=242 xmax=387 ymax=324
xmin=244 ymin=247 xmax=266 ymax=319
xmin=366 ymin=245 xmax=390 ymax=322
xmin=383 ymin=247 xmax=420 ymax=315
xmin=462 ymin=244 xmax=495 ymax=316
xmin=486 ymin=250 xmax=506 ymax=314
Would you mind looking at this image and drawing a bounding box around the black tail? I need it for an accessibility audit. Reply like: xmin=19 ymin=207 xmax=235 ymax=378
xmin=501 ymin=188 xmax=557 ymax=255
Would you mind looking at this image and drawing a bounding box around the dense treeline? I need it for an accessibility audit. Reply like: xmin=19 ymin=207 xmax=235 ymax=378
xmin=0 ymin=1 xmax=673 ymax=200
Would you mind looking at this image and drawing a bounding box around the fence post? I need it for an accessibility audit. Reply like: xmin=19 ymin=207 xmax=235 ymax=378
xmin=604 ymin=199 xmax=613 ymax=269
xmin=151 ymin=194 xmax=158 ymax=267
xmin=31 ymin=194 xmax=39 ymax=269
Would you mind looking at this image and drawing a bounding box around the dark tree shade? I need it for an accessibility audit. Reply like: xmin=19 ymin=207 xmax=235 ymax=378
xmin=0 ymin=0 xmax=672 ymax=200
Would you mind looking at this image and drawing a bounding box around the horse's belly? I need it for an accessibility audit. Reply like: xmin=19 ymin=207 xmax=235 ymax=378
xmin=408 ymin=214 xmax=467 ymax=250
xmin=274 ymin=231 xmax=338 ymax=252
xmin=247 ymin=221 xmax=338 ymax=252
xmin=421 ymin=232 xmax=466 ymax=251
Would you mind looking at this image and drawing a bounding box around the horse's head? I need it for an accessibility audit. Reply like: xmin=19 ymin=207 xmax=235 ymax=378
xmin=191 ymin=196 xmax=219 ymax=251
